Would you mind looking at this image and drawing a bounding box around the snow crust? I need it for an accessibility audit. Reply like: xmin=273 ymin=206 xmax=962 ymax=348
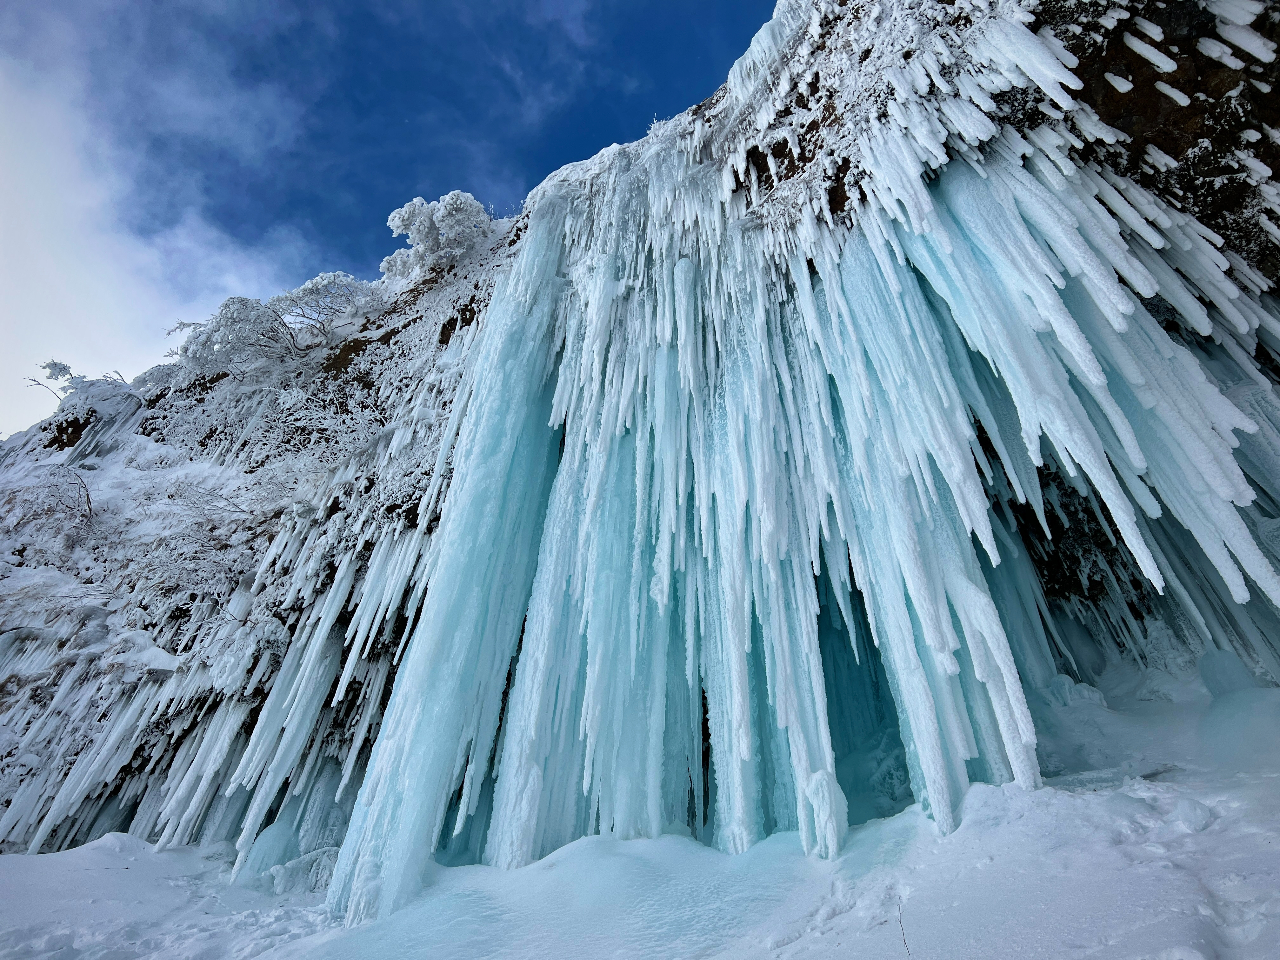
xmin=3 ymin=0 xmax=1280 ymax=943
xmin=2 ymin=671 xmax=1278 ymax=959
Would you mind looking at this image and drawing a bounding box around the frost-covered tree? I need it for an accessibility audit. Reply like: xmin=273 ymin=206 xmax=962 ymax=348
xmin=270 ymin=272 xmax=380 ymax=345
xmin=177 ymin=297 xmax=297 ymax=377
xmin=40 ymin=361 xmax=73 ymax=385
xmin=178 ymin=272 xmax=379 ymax=378
xmin=380 ymin=190 xmax=492 ymax=283
xmin=29 ymin=362 xmax=138 ymax=441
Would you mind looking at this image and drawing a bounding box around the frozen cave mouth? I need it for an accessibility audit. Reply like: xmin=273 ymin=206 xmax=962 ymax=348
xmin=3 ymin=0 xmax=1280 ymax=951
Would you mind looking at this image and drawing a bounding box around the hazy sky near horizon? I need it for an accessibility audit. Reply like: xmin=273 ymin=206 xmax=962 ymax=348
xmin=0 ymin=0 xmax=774 ymax=437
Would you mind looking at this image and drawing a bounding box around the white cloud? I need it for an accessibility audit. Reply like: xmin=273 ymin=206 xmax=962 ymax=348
xmin=0 ymin=58 xmax=312 ymax=439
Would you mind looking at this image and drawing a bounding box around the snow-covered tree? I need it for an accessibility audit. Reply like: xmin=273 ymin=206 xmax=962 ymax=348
xmin=380 ymin=190 xmax=492 ymax=283
xmin=177 ymin=297 xmax=297 ymax=377
xmin=270 ymin=272 xmax=379 ymax=345
xmin=40 ymin=361 xmax=73 ymax=385
xmin=178 ymin=273 xmax=379 ymax=377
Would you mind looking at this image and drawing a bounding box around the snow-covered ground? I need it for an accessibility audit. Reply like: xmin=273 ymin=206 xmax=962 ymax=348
xmin=3 ymin=668 xmax=1276 ymax=960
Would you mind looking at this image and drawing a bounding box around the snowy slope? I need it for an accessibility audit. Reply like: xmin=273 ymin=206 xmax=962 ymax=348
xmin=3 ymin=0 xmax=1280 ymax=954
xmin=2 ymin=670 xmax=1277 ymax=959
xmin=270 ymin=673 xmax=1280 ymax=960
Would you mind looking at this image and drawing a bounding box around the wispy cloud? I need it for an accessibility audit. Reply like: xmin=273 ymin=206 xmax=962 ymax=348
xmin=4 ymin=2 xmax=313 ymax=163
xmin=0 ymin=0 xmax=775 ymax=437
xmin=0 ymin=5 xmax=317 ymax=438
xmin=529 ymin=0 xmax=596 ymax=47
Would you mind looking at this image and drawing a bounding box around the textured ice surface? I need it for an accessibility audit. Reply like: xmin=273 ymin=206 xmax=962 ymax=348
xmin=328 ymin=3 xmax=1280 ymax=917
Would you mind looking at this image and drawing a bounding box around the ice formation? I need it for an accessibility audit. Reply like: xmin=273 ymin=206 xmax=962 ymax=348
xmin=3 ymin=0 xmax=1280 ymax=929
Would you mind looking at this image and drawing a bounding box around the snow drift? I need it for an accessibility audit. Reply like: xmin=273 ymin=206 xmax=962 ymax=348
xmin=3 ymin=0 xmax=1280 ymax=928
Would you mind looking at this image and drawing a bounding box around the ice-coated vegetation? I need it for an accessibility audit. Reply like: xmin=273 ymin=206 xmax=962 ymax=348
xmin=2 ymin=0 xmax=1279 ymax=932
xmin=380 ymin=191 xmax=496 ymax=285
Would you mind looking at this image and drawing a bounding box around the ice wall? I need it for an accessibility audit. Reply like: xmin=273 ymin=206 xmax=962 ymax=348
xmin=326 ymin=1 xmax=1280 ymax=915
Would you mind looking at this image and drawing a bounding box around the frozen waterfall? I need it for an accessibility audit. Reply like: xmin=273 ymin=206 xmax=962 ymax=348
xmin=326 ymin=128 xmax=1280 ymax=917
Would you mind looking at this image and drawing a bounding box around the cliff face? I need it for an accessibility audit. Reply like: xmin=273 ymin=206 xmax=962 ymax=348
xmin=2 ymin=0 xmax=1279 ymax=927
xmin=0 ymin=237 xmax=512 ymax=866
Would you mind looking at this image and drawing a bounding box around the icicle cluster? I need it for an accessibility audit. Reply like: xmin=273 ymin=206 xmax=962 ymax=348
xmin=326 ymin=0 xmax=1280 ymax=921
xmin=3 ymin=0 xmax=1280 ymax=929
xmin=0 ymin=246 xmax=500 ymax=861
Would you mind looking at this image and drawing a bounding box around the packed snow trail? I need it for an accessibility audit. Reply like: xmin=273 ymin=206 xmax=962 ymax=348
xmin=3 ymin=0 xmax=1280 ymax=934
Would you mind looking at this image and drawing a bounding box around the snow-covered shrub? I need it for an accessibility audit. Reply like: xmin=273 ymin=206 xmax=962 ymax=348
xmin=177 ymin=297 xmax=294 ymax=377
xmin=39 ymin=361 xmax=131 ymax=404
xmin=30 ymin=363 xmax=140 ymax=452
xmin=270 ymin=272 xmax=382 ymax=344
xmin=380 ymin=190 xmax=491 ymax=283
xmin=0 ymin=463 xmax=94 ymax=538
xmin=178 ymin=273 xmax=379 ymax=378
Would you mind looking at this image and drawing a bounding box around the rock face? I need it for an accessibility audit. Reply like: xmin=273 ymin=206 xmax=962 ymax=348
xmin=2 ymin=0 xmax=1279 ymax=927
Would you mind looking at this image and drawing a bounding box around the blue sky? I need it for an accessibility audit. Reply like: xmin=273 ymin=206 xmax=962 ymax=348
xmin=0 ymin=0 xmax=775 ymax=435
